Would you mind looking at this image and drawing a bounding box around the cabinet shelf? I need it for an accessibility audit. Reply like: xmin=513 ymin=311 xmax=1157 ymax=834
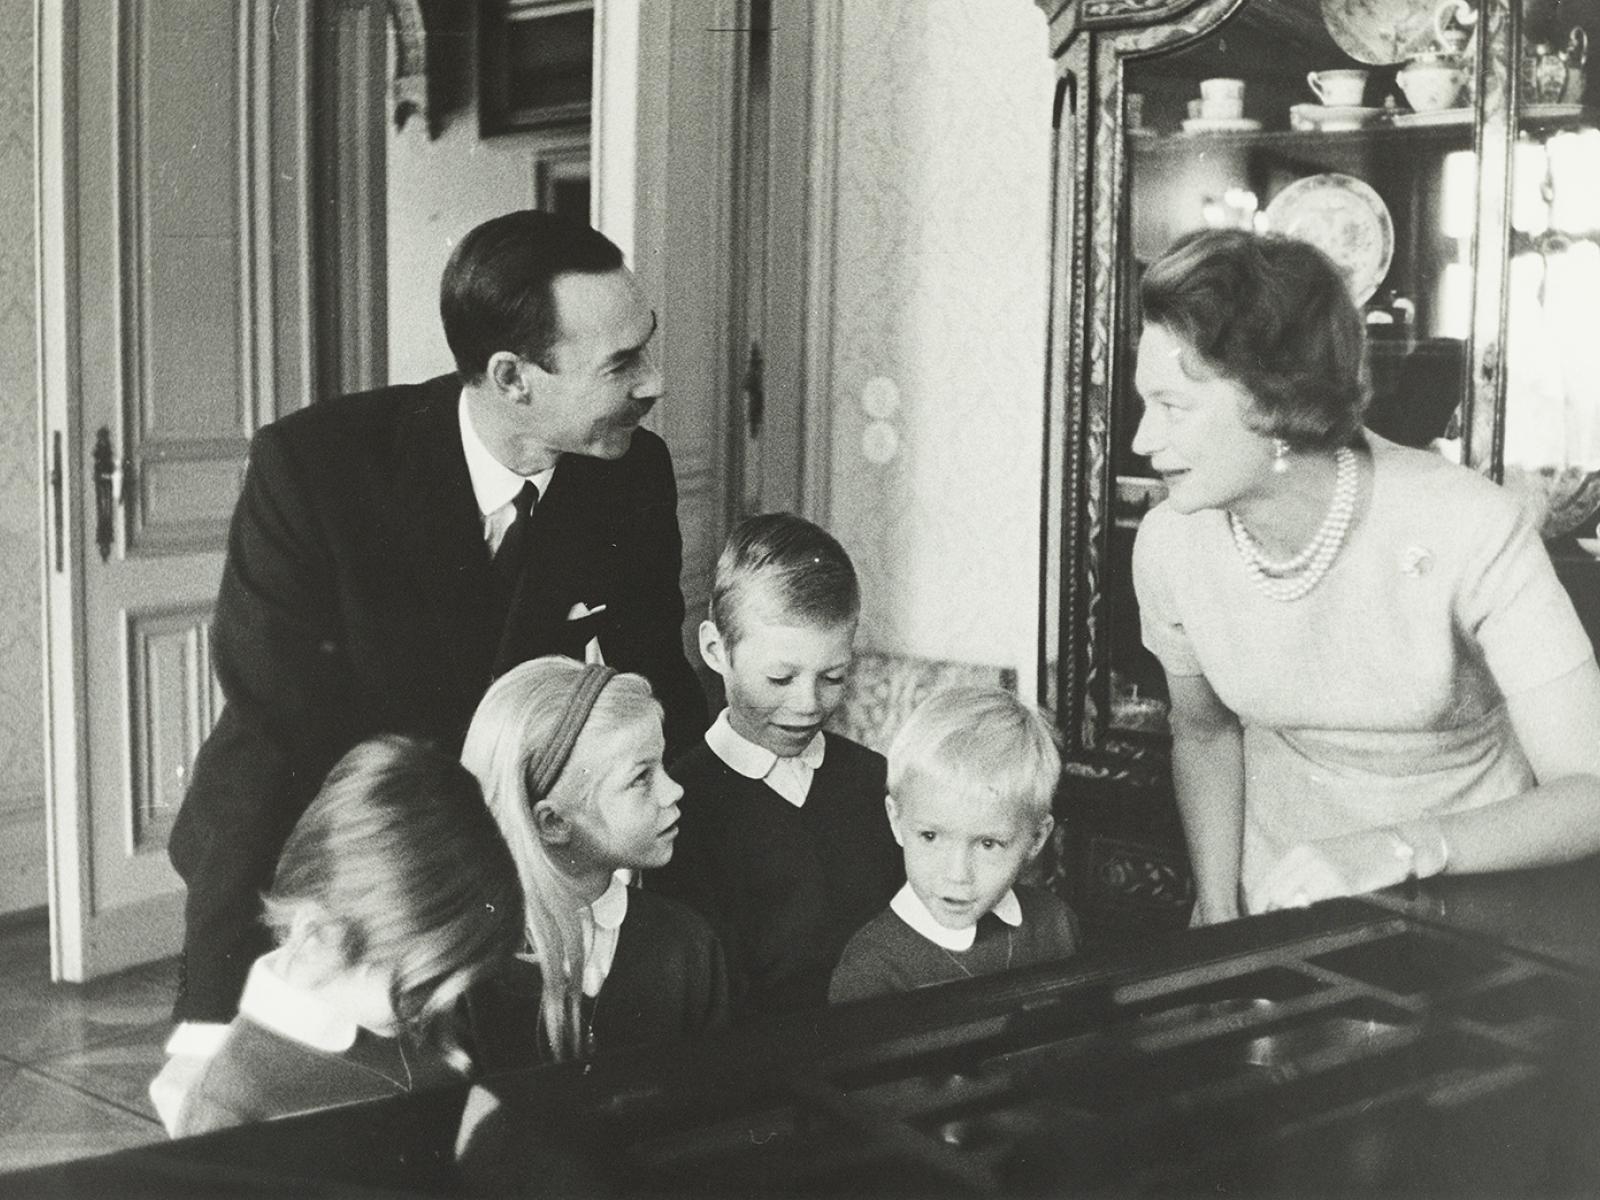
xmin=1131 ymin=104 xmax=1598 ymax=158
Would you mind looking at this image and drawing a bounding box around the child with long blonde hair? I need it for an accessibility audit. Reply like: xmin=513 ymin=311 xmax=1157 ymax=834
xmin=460 ymin=656 xmax=727 ymax=1065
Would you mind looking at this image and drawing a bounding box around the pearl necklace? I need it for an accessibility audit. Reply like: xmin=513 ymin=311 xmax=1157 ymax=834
xmin=1228 ymin=446 xmax=1358 ymax=602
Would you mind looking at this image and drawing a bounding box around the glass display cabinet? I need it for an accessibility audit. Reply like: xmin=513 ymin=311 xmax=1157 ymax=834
xmin=1033 ymin=0 xmax=1600 ymax=932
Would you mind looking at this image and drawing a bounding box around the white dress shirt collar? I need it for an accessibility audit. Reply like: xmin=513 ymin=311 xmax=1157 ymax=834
xmin=237 ymin=947 xmax=362 ymax=1053
xmin=704 ymin=709 xmax=826 ymax=807
xmin=889 ymin=883 xmax=1023 ymax=952
xmin=578 ymin=870 xmax=630 ymax=997
xmin=458 ymin=390 xmax=556 ymax=520
xmin=513 ymin=870 xmax=631 ymax=998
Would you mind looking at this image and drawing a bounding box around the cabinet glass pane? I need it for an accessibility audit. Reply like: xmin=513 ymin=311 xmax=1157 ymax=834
xmin=1503 ymin=0 xmax=1600 ymax=546
xmin=1109 ymin=0 xmax=1482 ymax=734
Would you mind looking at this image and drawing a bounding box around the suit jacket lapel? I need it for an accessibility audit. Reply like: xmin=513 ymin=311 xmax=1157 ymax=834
xmin=392 ymin=377 xmax=505 ymax=700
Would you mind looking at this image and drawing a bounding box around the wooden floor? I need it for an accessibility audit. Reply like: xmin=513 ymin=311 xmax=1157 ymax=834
xmin=0 ymin=915 xmax=173 ymax=1172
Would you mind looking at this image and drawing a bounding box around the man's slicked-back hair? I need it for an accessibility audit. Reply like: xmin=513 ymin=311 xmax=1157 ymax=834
xmin=710 ymin=512 xmax=860 ymax=647
xmin=1140 ymin=227 xmax=1369 ymax=450
xmin=440 ymin=210 xmax=625 ymax=382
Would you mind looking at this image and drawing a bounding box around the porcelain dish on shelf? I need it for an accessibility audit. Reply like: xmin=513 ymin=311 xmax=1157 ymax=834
xmin=1180 ymin=116 xmax=1263 ymax=133
xmin=1290 ymin=103 xmax=1386 ymax=130
xmin=1264 ymin=173 xmax=1395 ymax=305
xmin=1389 ymin=105 xmax=1472 ymax=126
xmin=1319 ymin=0 xmax=1443 ymax=63
xmin=1524 ymin=102 xmax=1586 ymax=121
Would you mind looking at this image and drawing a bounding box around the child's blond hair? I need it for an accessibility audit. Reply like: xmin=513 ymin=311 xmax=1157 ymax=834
xmin=888 ymin=687 xmax=1062 ymax=823
xmin=262 ymin=735 xmax=523 ymax=1070
xmin=710 ymin=512 xmax=859 ymax=647
xmin=460 ymin=656 xmax=662 ymax=1061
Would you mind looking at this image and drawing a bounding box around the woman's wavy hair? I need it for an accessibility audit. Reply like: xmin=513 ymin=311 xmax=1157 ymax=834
xmin=262 ymin=735 xmax=522 ymax=1072
xmin=1140 ymin=227 xmax=1370 ymax=449
xmin=459 ymin=656 xmax=661 ymax=1061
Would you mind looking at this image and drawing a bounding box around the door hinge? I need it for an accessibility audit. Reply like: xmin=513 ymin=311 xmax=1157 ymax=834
xmin=743 ymin=340 xmax=765 ymax=439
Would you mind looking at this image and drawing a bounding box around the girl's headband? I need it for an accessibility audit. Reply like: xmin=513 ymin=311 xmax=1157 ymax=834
xmin=524 ymin=663 xmax=618 ymax=801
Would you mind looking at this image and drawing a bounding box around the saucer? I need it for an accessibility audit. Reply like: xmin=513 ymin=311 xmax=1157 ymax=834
xmin=1525 ymin=102 xmax=1585 ymax=121
xmin=1389 ymin=106 xmax=1471 ymax=127
xmin=1290 ymin=103 xmax=1383 ymax=131
xmin=1180 ymin=116 xmax=1263 ymax=134
xmin=1578 ymin=537 xmax=1600 ymax=559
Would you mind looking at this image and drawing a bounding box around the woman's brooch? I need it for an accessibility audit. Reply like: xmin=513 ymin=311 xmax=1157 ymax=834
xmin=1399 ymin=545 xmax=1434 ymax=577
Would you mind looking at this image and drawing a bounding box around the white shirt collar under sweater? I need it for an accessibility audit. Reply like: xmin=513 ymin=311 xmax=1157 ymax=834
xmin=704 ymin=709 xmax=826 ymax=807
xmin=515 ymin=870 xmax=629 ymax=998
xmin=458 ymin=391 xmax=557 ymax=552
xmin=237 ymin=946 xmax=365 ymax=1053
xmin=889 ymin=883 xmax=1023 ymax=952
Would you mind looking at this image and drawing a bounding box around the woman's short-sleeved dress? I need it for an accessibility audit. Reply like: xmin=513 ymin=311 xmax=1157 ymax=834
xmin=1133 ymin=432 xmax=1594 ymax=900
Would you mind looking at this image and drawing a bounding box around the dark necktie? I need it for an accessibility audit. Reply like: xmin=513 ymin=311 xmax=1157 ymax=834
xmin=493 ymin=479 xmax=539 ymax=593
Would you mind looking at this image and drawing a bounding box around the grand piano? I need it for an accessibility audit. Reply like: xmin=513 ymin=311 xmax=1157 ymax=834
xmin=9 ymin=860 xmax=1599 ymax=1198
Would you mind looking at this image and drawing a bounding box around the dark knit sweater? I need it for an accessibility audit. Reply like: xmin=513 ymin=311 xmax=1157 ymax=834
xmin=828 ymin=883 xmax=1081 ymax=1003
xmin=173 ymin=1017 xmax=456 ymax=1138
xmin=464 ymin=887 xmax=729 ymax=1073
xmin=649 ymin=733 xmax=903 ymax=1018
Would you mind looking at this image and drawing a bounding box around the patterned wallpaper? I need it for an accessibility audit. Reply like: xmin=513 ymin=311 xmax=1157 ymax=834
xmin=825 ymin=0 xmax=1054 ymax=692
xmin=0 ymin=1 xmax=44 ymax=818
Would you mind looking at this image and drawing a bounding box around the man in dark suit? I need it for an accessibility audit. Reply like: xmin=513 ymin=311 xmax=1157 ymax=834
xmin=167 ymin=211 xmax=708 ymax=1023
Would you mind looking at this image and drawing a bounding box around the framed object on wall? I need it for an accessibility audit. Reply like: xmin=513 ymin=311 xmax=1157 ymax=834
xmin=534 ymin=139 xmax=592 ymax=219
xmin=479 ymin=0 xmax=594 ymax=136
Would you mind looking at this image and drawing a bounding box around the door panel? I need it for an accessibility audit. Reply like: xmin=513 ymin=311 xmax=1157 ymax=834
xmin=40 ymin=0 xmax=311 ymax=980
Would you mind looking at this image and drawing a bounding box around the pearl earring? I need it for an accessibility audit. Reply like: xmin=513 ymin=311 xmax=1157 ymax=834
xmin=1272 ymin=438 xmax=1290 ymax=474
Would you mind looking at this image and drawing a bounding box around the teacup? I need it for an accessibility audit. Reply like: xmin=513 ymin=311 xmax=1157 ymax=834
xmin=1199 ymin=78 xmax=1244 ymax=118
xmin=1307 ymin=68 xmax=1369 ymax=107
xmin=1200 ymin=77 xmax=1244 ymax=100
xmin=1398 ymin=53 xmax=1466 ymax=112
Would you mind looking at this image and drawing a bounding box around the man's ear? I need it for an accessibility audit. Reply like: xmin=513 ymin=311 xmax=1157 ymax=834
xmin=884 ymin=794 xmax=905 ymax=848
xmin=486 ymin=351 xmax=529 ymax=401
xmin=698 ymin=620 xmax=731 ymax=677
xmin=531 ymin=799 xmax=573 ymax=847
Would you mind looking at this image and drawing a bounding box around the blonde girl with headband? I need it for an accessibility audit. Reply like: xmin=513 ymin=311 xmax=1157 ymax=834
xmin=164 ymin=736 xmax=523 ymax=1137
xmin=460 ymin=656 xmax=728 ymax=1068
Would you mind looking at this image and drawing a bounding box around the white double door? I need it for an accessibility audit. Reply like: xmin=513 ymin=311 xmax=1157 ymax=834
xmin=36 ymin=0 xmax=375 ymax=980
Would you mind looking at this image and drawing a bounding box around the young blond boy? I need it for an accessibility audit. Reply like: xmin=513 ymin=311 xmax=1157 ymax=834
xmin=829 ymin=687 xmax=1079 ymax=1002
xmin=650 ymin=514 xmax=902 ymax=1017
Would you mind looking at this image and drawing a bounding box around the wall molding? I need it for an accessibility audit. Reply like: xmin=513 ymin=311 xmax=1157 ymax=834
xmin=801 ymin=0 xmax=843 ymax=525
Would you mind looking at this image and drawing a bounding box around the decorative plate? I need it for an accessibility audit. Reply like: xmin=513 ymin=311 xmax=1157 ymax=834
xmin=1264 ymin=173 xmax=1394 ymax=304
xmin=1319 ymin=0 xmax=1442 ymax=64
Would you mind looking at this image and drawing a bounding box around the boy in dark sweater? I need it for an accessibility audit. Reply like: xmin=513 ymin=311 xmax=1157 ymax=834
xmin=830 ymin=687 xmax=1079 ymax=1003
xmin=650 ymin=514 xmax=902 ymax=1018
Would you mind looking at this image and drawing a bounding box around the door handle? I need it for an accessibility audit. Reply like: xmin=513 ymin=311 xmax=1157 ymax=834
xmin=742 ymin=340 xmax=765 ymax=438
xmin=92 ymin=425 xmax=123 ymax=562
